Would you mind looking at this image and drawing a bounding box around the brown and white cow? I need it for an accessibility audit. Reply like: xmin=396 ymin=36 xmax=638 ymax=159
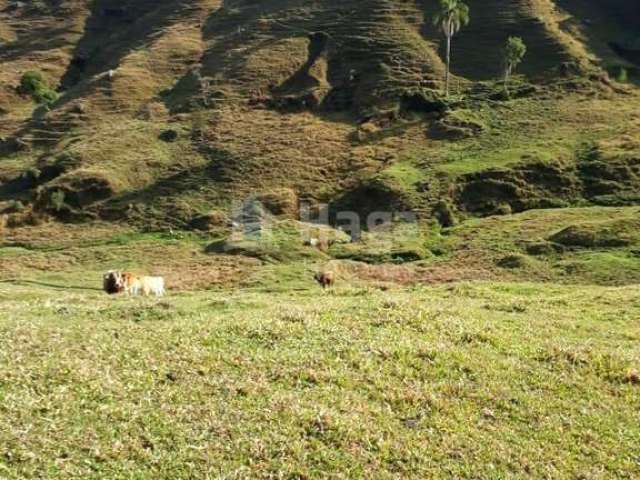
xmin=103 ymin=271 xmax=165 ymax=297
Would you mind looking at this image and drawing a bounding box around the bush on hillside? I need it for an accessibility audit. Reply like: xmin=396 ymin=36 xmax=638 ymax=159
xmin=18 ymin=71 xmax=59 ymax=106
xmin=433 ymin=200 xmax=457 ymax=228
xmin=616 ymin=67 xmax=628 ymax=83
xmin=49 ymin=190 xmax=66 ymax=212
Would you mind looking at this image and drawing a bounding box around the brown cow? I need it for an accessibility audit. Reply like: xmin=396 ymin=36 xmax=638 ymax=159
xmin=314 ymin=271 xmax=335 ymax=289
xmin=120 ymin=272 xmax=141 ymax=296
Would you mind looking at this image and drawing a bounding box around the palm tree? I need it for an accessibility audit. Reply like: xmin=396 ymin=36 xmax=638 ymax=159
xmin=433 ymin=0 xmax=470 ymax=97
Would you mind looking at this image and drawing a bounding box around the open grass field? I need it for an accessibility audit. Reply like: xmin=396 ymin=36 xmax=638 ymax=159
xmin=0 ymin=280 xmax=639 ymax=479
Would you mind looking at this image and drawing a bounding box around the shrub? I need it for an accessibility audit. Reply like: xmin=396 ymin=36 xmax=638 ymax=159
xmin=617 ymin=67 xmax=628 ymax=83
xmin=20 ymin=71 xmax=46 ymax=93
xmin=49 ymin=190 xmax=66 ymax=212
xmin=434 ymin=200 xmax=457 ymax=228
xmin=19 ymin=71 xmax=59 ymax=105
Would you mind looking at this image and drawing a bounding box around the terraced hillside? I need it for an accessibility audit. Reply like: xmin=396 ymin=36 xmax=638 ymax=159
xmin=0 ymin=0 xmax=638 ymax=234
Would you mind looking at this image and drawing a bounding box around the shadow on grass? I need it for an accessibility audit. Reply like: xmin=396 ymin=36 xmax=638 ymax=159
xmin=0 ymin=279 xmax=102 ymax=292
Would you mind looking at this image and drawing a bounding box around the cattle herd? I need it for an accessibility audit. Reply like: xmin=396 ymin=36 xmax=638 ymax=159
xmin=103 ymin=269 xmax=335 ymax=296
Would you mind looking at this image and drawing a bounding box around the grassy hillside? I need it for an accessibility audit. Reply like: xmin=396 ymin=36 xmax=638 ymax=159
xmin=0 ymin=0 xmax=638 ymax=292
xmin=0 ymin=0 xmax=638 ymax=230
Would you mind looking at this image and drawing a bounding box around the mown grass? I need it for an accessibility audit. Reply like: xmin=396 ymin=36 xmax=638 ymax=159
xmin=0 ymin=281 xmax=638 ymax=479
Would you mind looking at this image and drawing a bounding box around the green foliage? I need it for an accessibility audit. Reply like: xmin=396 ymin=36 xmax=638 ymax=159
xmin=504 ymin=36 xmax=527 ymax=73
xmin=49 ymin=190 xmax=66 ymax=212
xmin=617 ymin=67 xmax=628 ymax=83
xmin=19 ymin=71 xmax=59 ymax=105
xmin=433 ymin=0 xmax=470 ymax=37
xmin=19 ymin=71 xmax=46 ymax=93
xmin=503 ymin=37 xmax=527 ymax=92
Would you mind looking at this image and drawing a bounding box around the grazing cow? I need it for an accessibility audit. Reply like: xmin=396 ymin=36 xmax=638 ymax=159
xmin=121 ymin=272 xmax=165 ymax=297
xmin=103 ymin=271 xmax=166 ymax=297
xmin=138 ymin=276 xmax=166 ymax=297
xmin=103 ymin=270 xmax=124 ymax=295
xmin=120 ymin=272 xmax=138 ymax=296
xmin=314 ymin=271 xmax=335 ymax=289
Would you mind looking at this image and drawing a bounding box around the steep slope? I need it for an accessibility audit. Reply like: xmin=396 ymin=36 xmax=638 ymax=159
xmin=196 ymin=0 xmax=445 ymax=110
xmin=558 ymin=0 xmax=640 ymax=77
xmin=0 ymin=0 xmax=638 ymax=231
xmin=0 ymin=0 xmax=89 ymax=132
xmin=421 ymin=0 xmax=593 ymax=80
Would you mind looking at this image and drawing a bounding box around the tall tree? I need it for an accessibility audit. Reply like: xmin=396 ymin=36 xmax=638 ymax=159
xmin=503 ymin=36 xmax=527 ymax=94
xmin=433 ymin=0 xmax=470 ymax=97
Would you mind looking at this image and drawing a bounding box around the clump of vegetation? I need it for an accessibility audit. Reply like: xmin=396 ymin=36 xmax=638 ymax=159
xmin=49 ymin=190 xmax=66 ymax=212
xmin=18 ymin=71 xmax=59 ymax=105
xmin=433 ymin=199 xmax=458 ymax=227
xmin=616 ymin=67 xmax=628 ymax=83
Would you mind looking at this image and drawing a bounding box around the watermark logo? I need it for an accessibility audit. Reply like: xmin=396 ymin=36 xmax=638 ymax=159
xmin=224 ymin=197 xmax=422 ymax=253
